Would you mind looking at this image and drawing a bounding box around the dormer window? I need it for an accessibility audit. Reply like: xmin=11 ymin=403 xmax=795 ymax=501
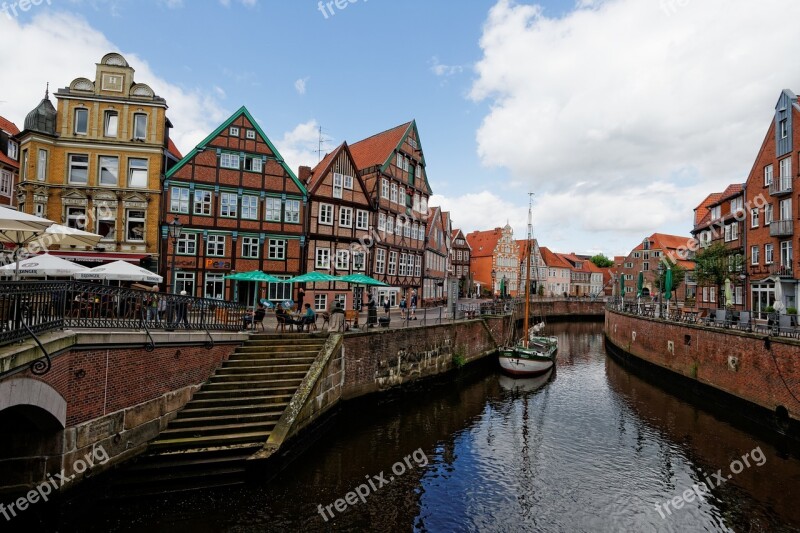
xmin=6 ymin=140 xmax=17 ymax=160
xmin=710 ymin=206 xmax=721 ymax=219
xmin=780 ymin=119 xmax=788 ymax=139
xmin=642 ymin=239 xmax=650 ymax=250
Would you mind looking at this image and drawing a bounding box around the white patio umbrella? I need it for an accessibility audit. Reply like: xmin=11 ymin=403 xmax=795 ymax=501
xmin=0 ymin=253 xmax=89 ymax=278
xmin=0 ymin=206 xmax=56 ymax=280
xmin=41 ymin=224 xmax=102 ymax=249
xmin=74 ymin=260 xmax=163 ymax=284
xmin=773 ymin=276 xmax=786 ymax=314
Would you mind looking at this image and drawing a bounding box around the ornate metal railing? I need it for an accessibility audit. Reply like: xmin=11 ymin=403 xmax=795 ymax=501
xmin=607 ymin=299 xmax=800 ymax=339
xmin=0 ymin=281 xmax=248 ymax=351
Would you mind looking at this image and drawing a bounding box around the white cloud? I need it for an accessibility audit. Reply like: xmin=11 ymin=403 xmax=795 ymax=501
xmin=430 ymin=191 xmax=528 ymax=238
xmin=273 ymin=120 xmax=327 ymax=175
xmin=219 ymin=0 xmax=257 ymax=7
xmin=0 ymin=11 xmax=228 ymax=157
xmin=159 ymin=0 xmax=184 ymax=8
xmin=471 ymin=0 xmax=800 ymax=246
xmin=294 ymin=77 xmax=309 ymax=95
xmin=429 ymin=56 xmax=464 ymax=77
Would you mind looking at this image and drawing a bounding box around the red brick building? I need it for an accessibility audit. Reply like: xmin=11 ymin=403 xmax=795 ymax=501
xmin=617 ymin=233 xmax=694 ymax=301
xmin=350 ymin=121 xmax=432 ymax=304
xmin=423 ymin=206 xmax=450 ymax=304
xmin=743 ymin=89 xmax=800 ymax=317
xmin=163 ymin=106 xmax=307 ymax=303
xmin=450 ymin=228 xmax=472 ymax=296
xmin=467 ymin=225 xmax=519 ymax=297
xmin=300 ymin=142 xmax=373 ymax=311
xmin=0 ymin=116 xmax=20 ymax=208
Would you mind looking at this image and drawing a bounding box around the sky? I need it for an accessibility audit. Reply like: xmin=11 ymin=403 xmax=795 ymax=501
xmin=2 ymin=0 xmax=800 ymax=257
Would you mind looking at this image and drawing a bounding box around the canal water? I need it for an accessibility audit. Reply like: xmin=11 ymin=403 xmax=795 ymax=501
xmin=27 ymin=322 xmax=800 ymax=532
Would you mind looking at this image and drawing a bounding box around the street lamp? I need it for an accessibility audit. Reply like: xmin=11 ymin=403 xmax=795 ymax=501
xmin=168 ymin=215 xmax=184 ymax=294
xmin=491 ymin=269 xmax=496 ymax=298
xmin=657 ymin=263 xmax=664 ymax=318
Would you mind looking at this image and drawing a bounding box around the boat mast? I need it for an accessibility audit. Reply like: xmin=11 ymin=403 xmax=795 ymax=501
xmin=523 ymin=193 xmax=533 ymax=347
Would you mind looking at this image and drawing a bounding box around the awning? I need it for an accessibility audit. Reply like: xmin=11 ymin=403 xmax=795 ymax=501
xmin=46 ymin=251 xmax=150 ymax=264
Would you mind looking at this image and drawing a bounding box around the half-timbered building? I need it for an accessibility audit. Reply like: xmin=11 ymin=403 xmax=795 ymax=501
xmin=163 ymin=106 xmax=307 ymax=302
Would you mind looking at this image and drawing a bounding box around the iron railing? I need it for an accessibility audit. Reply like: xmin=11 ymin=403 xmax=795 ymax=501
xmin=0 ymin=280 xmax=248 ymax=350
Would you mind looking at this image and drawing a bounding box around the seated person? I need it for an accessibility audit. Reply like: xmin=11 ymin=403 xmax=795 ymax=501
xmin=300 ymin=303 xmax=316 ymax=330
xmin=243 ymin=303 xmax=266 ymax=330
xmin=276 ymin=306 xmax=299 ymax=328
xmin=329 ymin=302 xmax=345 ymax=331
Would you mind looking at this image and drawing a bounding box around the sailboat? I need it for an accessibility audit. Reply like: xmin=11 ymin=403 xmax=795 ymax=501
xmin=498 ymin=194 xmax=558 ymax=377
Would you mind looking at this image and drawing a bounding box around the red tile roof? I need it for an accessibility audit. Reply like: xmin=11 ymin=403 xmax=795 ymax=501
xmin=349 ymin=122 xmax=411 ymax=170
xmin=167 ymin=138 xmax=183 ymax=160
xmin=0 ymin=152 xmax=18 ymax=169
xmin=307 ymin=142 xmax=344 ymax=190
xmin=694 ymin=192 xmax=722 ymax=226
xmin=0 ymin=116 xmax=20 ymax=136
xmin=717 ymin=183 xmax=744 ymax=203
xmin=540 ymin=246 xmax=572 ymax=269
xmin=632 ymin=233 xmax=691 ymax=252
xmin=466 ymin=228 xmax=503 ymax=258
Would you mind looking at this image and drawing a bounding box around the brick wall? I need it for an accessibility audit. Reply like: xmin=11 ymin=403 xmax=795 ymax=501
xmin=605 ymin=309 xmax=800 ymax=421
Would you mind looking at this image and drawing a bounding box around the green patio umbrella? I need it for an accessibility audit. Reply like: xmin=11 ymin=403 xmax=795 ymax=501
xmin=619 ymin=275 xmax=625 ymax=300
xmin=335 ymin=273 xmax=389 ymax=286
xmin=664 ymin=267 xmax=673 ymax=300
xmin=225 ymin=270 xmax=283 ymax=310
xmin=636 ymin=272 xmax=644 ymax=298
xmin=284 ymin=271 xmax=339 ymax=283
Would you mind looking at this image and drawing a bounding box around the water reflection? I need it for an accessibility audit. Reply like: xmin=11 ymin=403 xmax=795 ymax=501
xmin=25 ymin=321 xmax=800 ymax=533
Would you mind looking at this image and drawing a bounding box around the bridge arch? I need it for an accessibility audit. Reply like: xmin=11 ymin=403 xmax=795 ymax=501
xmin=0 ymin=378 xmax=66 ymax=429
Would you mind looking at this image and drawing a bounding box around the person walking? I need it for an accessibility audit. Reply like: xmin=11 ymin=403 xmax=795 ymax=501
xmin=410 ymin=289 xmax=418 ymax=320
xmin=366 ymin=293 xmax=378 ymax=327
xmin=399 ymin=296 xmax=407 ymax=319
xmin=382 ymin=296 xmax=390 ymax=316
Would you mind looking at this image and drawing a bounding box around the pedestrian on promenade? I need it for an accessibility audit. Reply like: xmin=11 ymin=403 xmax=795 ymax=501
xmin=399 ymin=297 xmax=407 ymax=319
xmin=383 ymin=296 xmax=390 ymax=316
xmin=410 ymin=289 xmax=418 ymax=320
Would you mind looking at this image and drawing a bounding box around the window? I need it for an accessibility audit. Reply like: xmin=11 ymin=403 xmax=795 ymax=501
xmin=765 ymin=243 xmax=774 ymax=264
xmin=177 ymin=233 xmax=197 ymax=255
xmin=709 ymin=288 xmax=716 ymax=303
xmin=66 ymin=207 xmax=86 ymax=229
xmin=735 ymin=285 xmax=743 ymax=306
xmin=125 ymin=210 xmax=145 ymax=241
xmin=415 ymin=255 xmax=422 ymax=277
xmin=266 ymin=198 xmax=282 ymax=222
xmin=339 ymin=206 xmax=352 ymax=228
xmin=388 ymin=251 xmax=398 ymax=275
xmin=133 ymin=113 xmax=147 ymax=140
xmin=98 ymin=156 xmax=118 ymax=186
xmin=779 ymin=157 xmax=791 ymax=178
xmin=319 ymin=203 xmax=333 ymax=225
xmin=220 ymin=152 xmax=240 ymax=169
xmin=37 ymin=149 xmax=47 ymax=181
xmin=418 ymin=224 xmax=425 ymax=241
xmin=356 ymin=209 xmax=369 ymax=230
xmin=335 ymin=249 xmax=350 ymax=270
xmin=229 ymin=127 xmax=239 ymax=137
xmin=206 ymin=234 xmax=226 ymax=256
xmin=333 ymin=173 xmax=343 ymax=199
xmin=398 ymin=253 xmax=407 ymax=276
xmin=399 ymin=187 xmax=405 ymax=205
xmin=267 ymin=276 xmax=291 ymax=301
xmin=241 ymin=195 xmax=259 ymax=220
xmin=409 ymin=165 xmax=416 ymax=187
xmin=751 ymin=245 xmax=759 ymax=265
xmin=643 ymin=262 xmax=649 ymax=271
xmin=411 ymin=223 xmax=419 ymax=241
xmin=780 ymin=240 xmax=792 ymax=268
xmin=104 ymin=111 xmax=118 ymax=137
xmin=731 ymin=196 xmax=743 ymax=214
xmin=204 ymin=273 xmax=225 ymax=300
xmin=7 ymin=140 xmax=17 ymax=160
xmin=316 ymin=248 xmax=330 ymax=269
xmin=386 ymin=216 xmax=394 ymax=234
xmin=396 ymin=152 xmax=403 ymax=168
xmin=33 ymin=203 xmax=45 ymax=218
xmin=375 ymin=249 xmax=386 ymax=274
xmin=382 ymin=179 xmax=389 ymax=199
xmin=194 ymin=190 xmax=212 ymax=215
xmin=731 ymin=223 xmax=738 ymax=241
xmin=764 ymin=165 xmax=774 ymax=187
xmin=353 ymin=251 xmax=365 ymax=271
xmin=395 ymin=217 xmax=402 ymax=236
xmin=403 ymin=156 xmax=409 ymax=172
xmin=246 ymin=129 xmax=256 ymax=139
xmin=314 ymin=294 xmax=328 ymax=312
xmin=403 ymin=220 xmax=411 ymax=238
xmin=268 ymin=239 xmax=286 ymax=260
xmin=245 ymin=157 xmax=263 ymax=173
xmin=334 ymin=294 xmax=346 ymax=309
xmin=242 ymin=236 xmax=260 ymax=258
xmin=724 ymin=224 xmax=732 ymax=242
xmin=751 ymin=207 xmax=759 ymax=228
xmin=68 ymin=154 xmax=88 ymax=184
xmin=74 ymin=108 xmax=88 ymax=135
xmin=220 ymin=193 xmax=238 ymax=218
xmin=780 ymin=119 xmax=788 ymax=139
xmin=710 ymin=205 xmax=721 ymax=219
xmin=175 ymin=272 xmax=195 ymax=296
xmin=128 ymin=158 xmax=148 ymax=187
xmin=765 ymin=204 xmax=773 ymax=225
xmin=378 ymin=213 xmax=386 ymax=231
xmin=0 ymin=170 xmax=11 ymax=197
xmin=780 ymin=198 xmax=791 ymax=221
xmin=390 ymin=183 xmax=397 ymax=203
xmin=285 ymin=200 xmax=300 ymax=223
xmin=343 ymin=174 xmax=353 ymax=189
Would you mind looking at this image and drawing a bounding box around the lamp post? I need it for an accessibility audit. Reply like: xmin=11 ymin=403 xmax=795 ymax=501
xmin=166 ymin=216 xmax=183 ymax=330
xmin=657 ymin=263 xmax=664 ymax=318
xmin=491 ymin=269 xmax=496 ymax=298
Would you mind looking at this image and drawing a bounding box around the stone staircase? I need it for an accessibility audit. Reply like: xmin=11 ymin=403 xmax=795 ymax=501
xmin=114 ymin=333 xmax=326 ymax=494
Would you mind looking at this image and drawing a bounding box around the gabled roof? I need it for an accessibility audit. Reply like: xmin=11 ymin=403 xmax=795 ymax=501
xmin=451 ymin=228 xmax=471 ymax=250
xmin=466 ymin=228 xmax=504 ymax=258
xmin=426 ymin=206 xmax=442 ymax=239
xmin=440 ymin=211 xmax=451 ymax=235
xmin=167 ymin=138 xmax=183 ymax=160
xmin=716 ymin=183 xmax=744 ymax=203
xmin=633 ymin=233 xmax=690 ymax=252
xmin=694 ymin=192 xmax=722 ymax=226
xmin=350 ymin=122 xmax=411 ymax=170
xmin=557 ymin=253 xmax=602 ymax=273
xmin=165 ymin=106 xmax=307 ymax=195
xmin=307 ymin=143 xmax=343 ymax=190
xmin=0 ymin=116 xmax=20 ymax=136
xmin=540 ymin=247 xmax=572 ymax=269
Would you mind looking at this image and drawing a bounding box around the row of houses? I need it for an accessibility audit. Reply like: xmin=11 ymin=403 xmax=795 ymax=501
xmin=0 ymin=53 xmax=483 ymax=311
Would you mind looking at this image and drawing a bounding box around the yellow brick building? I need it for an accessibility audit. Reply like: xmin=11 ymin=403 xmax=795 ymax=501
xmin=16 ymin=53 xmax=174 ymax=269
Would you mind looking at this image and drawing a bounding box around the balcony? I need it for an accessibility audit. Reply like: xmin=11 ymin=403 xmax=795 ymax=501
xmin=769 ymin=176 xmax=793 ymax=196
xmin=769 ymin=263 xmax=794 ymax=277
xmin=769 ymin=219 xmax=794 ymax=237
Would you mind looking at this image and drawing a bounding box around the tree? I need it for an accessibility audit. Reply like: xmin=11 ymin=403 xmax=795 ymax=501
xmin=693 ymin=243 xmax=743 ymax=304
xmin=655 ymin=261 xmax=687 ymax=299
xmin=590 ymin=254 xmax=613 ymax=268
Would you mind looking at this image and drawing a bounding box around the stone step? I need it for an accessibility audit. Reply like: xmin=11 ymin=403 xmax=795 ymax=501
xmin=242 ymin=338 xmax=326 ymax=347
xmin=187 ymin=392 xmax=292 ymax=405
xmin=180 ymin=403 xmax=288 ymax=418
xmin=217 ymin=364 xmax=312 ymax=374
xmin=222 ymin=357 xmax=316 ymax=367
xmin=171 ymin=410 xmax=283 ymax=428
xmin=148 ymin=431 xmax=270 ymax=452
xmin=235 ymin=344 xmax=324 ymax=354
xmin=157 ymin=422 xmax=275 ymax=440
xmin=129 ymin=446 xmax=261 ymax=471
xmin=191 ymin=387 xmax=297 ymax=399
xmin=202 ymin=378 xmax=303 ymax=391
xmin=210 ymin=371 xmax=308 ymax=382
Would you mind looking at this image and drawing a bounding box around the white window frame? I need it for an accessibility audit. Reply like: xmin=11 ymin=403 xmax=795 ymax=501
xmin=765 ymin=243 xmax=774 ymax=264
xmin=246 ymin=129 xmax=256 ymax=139
xmin=177 ymin=233 xmax=197 ymax=255
xmin=333 ymin=173 xmax=343 ymax=199
xmin=204 ymin=273 xmax=225 ymax=300
xmin=375 ymin=248 xmax=386 ymax=274
xmin=319 ymin=203 xmax=333 ymax=225
xmin=316 ymin=248 xmax=331 ymax=269
xmin=268 ymin=239 xmax=286 ymax=260
xmin=246 ymin=157 xmax=263 ymax=173
xmin=36 ymin=149 xmax=47 ymax=181
xmin=779 ymin=157 xmax=792 ymax=178
xmin=98 ymin=156 xmax=118 ymax=186
xmin=206 ymin=234 xmax=226 ymax=257
xmin=751 ymin=207 xmax=759 ymax=228
xmin=170 ymin=186 xmax=190 ymax=214
xmin=220 ymin=192 xmax=238 ymax=218
xmin=765 ymin=204 xmax=773 ymax=225
xmin=66 ymin=207 xmax=86 ymax=230
xmin=343 ymin=174 xmax=353 ymax=189
xmin=68 ymin=154 xmax=89 ymax=184
xmin=335 ymin=249 xmax=350 ymax=270
xmin=220 ymin=152 xmax=240 ymax=170
xmin=266 ymin=197 xmax=282 ymax=222
xmin=386 ymin=216 xmax=394 ymax=234
xmin=7 ymin=140 xmax=17 ymax=160
xmin=378 ymin=213 xmax=386 ymax=231
xmin=133 ymin=113 xmax=147 ymax=140
xmin=241 ymin=195 xmax=259 ymax=220
xmin=229 ymin=126 xmax=240 ymax=137
xmin=356 ymin=209 xmax=369 ymax=230
xmin=390 ymin=183 xmax=397 ymax=203
xmin=382 ymin=179 xmax=389 ymax=199
xmin=242 ymin=236 xmax=260 ymax=259
xmin=388 ymin=251 xmax=398 ymax=275
xmin=74 ymin=108 xmax=88 ymax=135
xmin=128 ymin=158 xmax=148 ymax=188
xmin=125 ymin=209 xmax=146 ymax=242
xmin=285 ymin=199 xmax=300 ymax=224
xmin=194 ymin=190 xmax=213 ymax=216
xmin=764 ymin=164 xmax=774 ymax=187
xmin=339 ymin=206 xmax=353 ymax=228
xmin=104 ymin=110 xmax=118 ymax=137
xmin=353 ymin=250 xmax=366 ymax=272
xmin=314 ymin=294 xmax=328 ymax=312
xmin=0 ymin=170 xmax=12 ymax=197
xmin=751 ymin=245 xmax=759 ymax=265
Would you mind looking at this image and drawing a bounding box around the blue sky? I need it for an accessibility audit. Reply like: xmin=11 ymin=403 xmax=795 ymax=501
xmin=2 ymin=0 xmax=800 ymax=256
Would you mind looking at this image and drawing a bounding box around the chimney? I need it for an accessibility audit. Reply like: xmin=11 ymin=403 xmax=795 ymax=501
xmin=298 ymin=166 xmax=312 ymax=183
